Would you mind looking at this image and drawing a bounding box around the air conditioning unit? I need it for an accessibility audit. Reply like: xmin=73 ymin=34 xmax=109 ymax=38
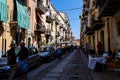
xmin=85 ymin=8 xmax=89 ymax=12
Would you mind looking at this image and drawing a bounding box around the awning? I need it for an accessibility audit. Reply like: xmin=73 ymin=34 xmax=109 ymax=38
xmin=0 ymin=0 xmax=8 ymax=22
xmin=16 ymin=0 xmax=30 ymax=29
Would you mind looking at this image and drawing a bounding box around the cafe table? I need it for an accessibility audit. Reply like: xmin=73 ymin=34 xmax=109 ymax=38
xmin=88 ymin=55 xmax=107 ymax=70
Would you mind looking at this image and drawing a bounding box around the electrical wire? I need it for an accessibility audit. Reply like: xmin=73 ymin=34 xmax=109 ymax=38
xmin=59 ymin=7 xmax=82 ymax=11
xmin=70 ymin=19 xmax=80 ymax=20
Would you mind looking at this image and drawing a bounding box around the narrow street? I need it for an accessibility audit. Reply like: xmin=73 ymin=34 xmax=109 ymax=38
xmin=27 ymin=48 xmax=93 ymax=80
xmin=4 ymin=48 xmax=120 ymax=80
xmin=1 ymin=0 xmax=120 ymax=80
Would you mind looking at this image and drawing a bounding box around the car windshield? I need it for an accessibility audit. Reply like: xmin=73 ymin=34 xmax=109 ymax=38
xmin=40 ymin=47 xmax=50 ymax=52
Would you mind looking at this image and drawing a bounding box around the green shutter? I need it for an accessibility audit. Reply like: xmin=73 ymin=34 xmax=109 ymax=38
xmin=0 ymin=0 xmax=8 ymax=22
xmin=16 ymin=0 xmax=30 ymax=29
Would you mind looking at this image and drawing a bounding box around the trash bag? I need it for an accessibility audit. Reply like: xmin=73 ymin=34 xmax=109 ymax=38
xmin=20 ymin=60 xmax=29 ymax=72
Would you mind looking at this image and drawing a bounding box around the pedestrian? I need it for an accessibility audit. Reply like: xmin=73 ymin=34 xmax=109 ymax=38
xmin=7 ymin=41 xmax=17 ymax=80
xmin=85 ymin=42 xmax=90 ymax=58
xmin=7 ymin=41 xmax=16 ymax=65
xmin=17 ymin=42 xmax=29 ymax=80
xmin=56 ymin=46 xmax=62 ymax=59
xmin=97 ymin=41 xmax=103 ymax=56
xmin=108 ymin=49 xmax=116 ymax=61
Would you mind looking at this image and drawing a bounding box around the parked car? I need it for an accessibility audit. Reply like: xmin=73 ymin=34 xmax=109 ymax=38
xmin=38 ymin=46 xmax=56 ymax=62
xmin=0 ymin=57 xmax=10 ymax=79
xmin=27 ymin=47 xmax=41 ymax=68
xmin=0 ymin=47 xmax=41 ymax=79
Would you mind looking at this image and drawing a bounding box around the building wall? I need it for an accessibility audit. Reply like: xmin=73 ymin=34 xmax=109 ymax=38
xmin=0 ymin=0 xmax=72 ymax=57
xmin=27 ymin=0 xmax=36 ymax=47
xmin=7 ymin=0 xmax=14 ymax=47
xmin=111 ymin=11 xmax=120 ymax=51
xmin=81 ymin=0 xmax=120 ymax=54
xmin=0 ymin=0 xmax=14 ymax=56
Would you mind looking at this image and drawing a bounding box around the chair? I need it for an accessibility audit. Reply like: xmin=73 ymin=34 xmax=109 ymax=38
xmin=102 ymin=52 xmax=109 ymax=57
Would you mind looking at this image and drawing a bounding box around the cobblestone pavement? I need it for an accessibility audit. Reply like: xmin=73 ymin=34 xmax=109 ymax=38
xmin=27 ymin=48 xmax=120 ymax=80
xmin=28 ymin=48 xmax=93 ymax=80
xmin=56 ymin=48 xmax=93 ymax=80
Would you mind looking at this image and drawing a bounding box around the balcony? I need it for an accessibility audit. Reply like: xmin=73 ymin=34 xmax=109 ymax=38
xmin=56 ymin=32 xmax=60 ymax=37
xmin=83 ymin=8 xmax=89 ymax=16
xmin=99 ymin=0 xmax=120 ymax=16
xmin=46 ymin=14 xmax=54 ymax=23
xmin=45 ymin=29 xmax=51 ymax=36
xmin=59 ymin=23 xmax=63 ymax=28
xmin=84 ymin=26 xmax=94 ymax=35
xmin=65 ymin=17 xmax=68 ymax=23
xmin=36 ymin=0 xmax=46 ymax=14
xmin=83 ymin=0 xmax=87 ymax=8
xmin=34 ymin=24 xmax=45 ymax=33
xmin=9 ymin=10 xmax=17 ymax=26
xmin=55 ymin=15 xmax=59 ymax=24
xmin=90 ymin=12 xmax=104 ymax=31
xmin=63 ymin=28 xmax=66 ymax=31
xmin=46 ymin=9 xmax=54 ymax=23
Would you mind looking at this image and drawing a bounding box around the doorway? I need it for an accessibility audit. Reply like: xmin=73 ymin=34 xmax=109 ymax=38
xmin=100 ymin=30 xmax=105 ymax=52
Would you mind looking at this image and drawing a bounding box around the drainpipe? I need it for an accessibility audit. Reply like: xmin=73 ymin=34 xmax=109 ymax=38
xmin=5 ymin=23 xmax=7 ymax=54
xmin=5 ymin=39 xmax=6 ymax=54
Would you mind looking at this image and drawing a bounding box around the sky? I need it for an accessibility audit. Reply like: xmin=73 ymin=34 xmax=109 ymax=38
xmin=51 ymin=0 xmax=83 ymax=39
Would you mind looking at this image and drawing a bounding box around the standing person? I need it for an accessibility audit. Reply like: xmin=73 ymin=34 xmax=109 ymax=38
xmin=7 ymin=41 xmax=17 ymax=80
xmin=17 ymin=42 xmax=29 ymax=80
xmin=85 ymin=42 xmax=90 ymax=58
xmin=7 ymin=42 xmax=16 ymax=65
xmin=108 ymin=49 xmax=116 ymax=60
xmin=97 ymin=41 xmax=103 ymax=56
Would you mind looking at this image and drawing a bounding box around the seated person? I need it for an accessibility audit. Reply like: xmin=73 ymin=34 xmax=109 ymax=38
xmin=108 ymin=49 xmax=116 ymax=61
xmin=116 ymin=50 xmax=120 ymax=60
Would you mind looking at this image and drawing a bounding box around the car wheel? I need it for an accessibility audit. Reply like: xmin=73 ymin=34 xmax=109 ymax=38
xmin=50 ymin=56 xmax=54 ymax=60
xmin=47 ymin=57 xmax=52 ymax=62
xmin=36 ymin=60 xmax=41 ymax=66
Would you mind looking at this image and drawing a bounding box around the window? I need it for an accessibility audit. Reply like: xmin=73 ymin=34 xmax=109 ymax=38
xmin=46 ymin=0 xmax=49 ymax=5
xmin=21 ymin=0 xmax=29 ymax=6
xmin=51 ymin=22 xmax=53 ymax=31
xmin=117 ymin=21 xmax=120 ymax=36
xmin=0 ymin=22 xmax=4 ymax=35
xmin=46 ymin=0 xmax=50 ymax=8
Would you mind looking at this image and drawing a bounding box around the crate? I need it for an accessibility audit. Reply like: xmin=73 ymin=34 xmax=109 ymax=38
xmin=107 ymin=60 xmax=120 ymax=71
xmin=106 ymin=62 xmax=115 ymax=71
